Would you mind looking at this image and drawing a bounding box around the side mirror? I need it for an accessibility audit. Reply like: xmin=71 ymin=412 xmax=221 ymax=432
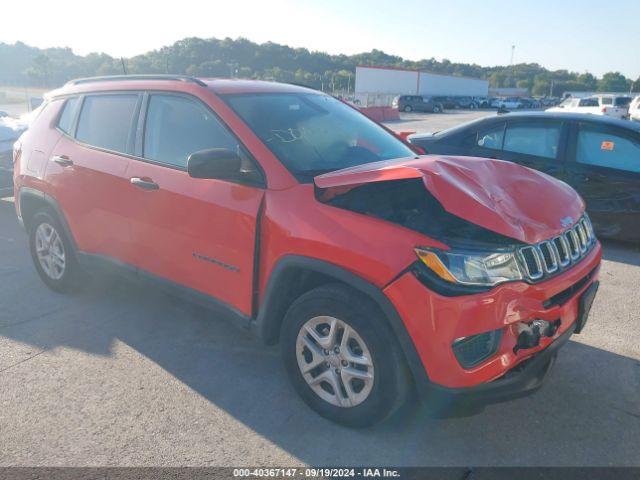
xmin=187 ymin=148 xmax=241 ymax=180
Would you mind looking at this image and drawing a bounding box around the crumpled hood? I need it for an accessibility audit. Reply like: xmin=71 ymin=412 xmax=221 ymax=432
xmin=314 ymin=155 xmax=585 ymax=244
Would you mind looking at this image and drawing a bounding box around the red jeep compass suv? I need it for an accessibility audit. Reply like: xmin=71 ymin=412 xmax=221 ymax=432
xmin=13 ymin=75 xmax=601 ymax=427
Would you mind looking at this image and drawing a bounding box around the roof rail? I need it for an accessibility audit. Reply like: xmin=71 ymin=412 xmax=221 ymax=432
xmin=65 ymin=75 xmax=207 ymax=87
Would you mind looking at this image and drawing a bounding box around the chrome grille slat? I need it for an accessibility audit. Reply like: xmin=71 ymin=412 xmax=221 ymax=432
xmin=517 ymin=214 xmax=595 ymax=282
xmin=538 ymin=241 xmax=559 ymax=273
xmin=553 ymin=235 xmax=571 ymax=267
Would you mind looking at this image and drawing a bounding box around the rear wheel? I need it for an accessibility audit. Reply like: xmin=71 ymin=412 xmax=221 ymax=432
xmin=281 ymin=284 xmax=410 ymax=427
xmin=403 ymin=105 xmax=412 ymax=112
xmin=29 ymin=211 xmax=86 ymax=293
xmin=432 ymin=104 xmax=442 ymax=113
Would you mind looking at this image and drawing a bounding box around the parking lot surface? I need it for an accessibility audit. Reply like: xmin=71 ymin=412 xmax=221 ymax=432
xmin=1 ymin=111 xmax=639 ymax=467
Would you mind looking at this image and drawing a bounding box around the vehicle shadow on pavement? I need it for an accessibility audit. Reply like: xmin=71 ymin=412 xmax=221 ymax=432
xmin=601 ymin=240 xmax=640 ymax=267
xmin=0 ymin=199 xmax=639 ymax=466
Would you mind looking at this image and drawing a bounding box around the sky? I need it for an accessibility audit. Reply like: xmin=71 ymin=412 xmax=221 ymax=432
xmin=3 ymin=0 xmax=639 ymax=78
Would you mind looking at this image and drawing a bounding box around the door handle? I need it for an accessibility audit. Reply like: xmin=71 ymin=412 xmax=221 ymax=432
xmin=51 ymin=155 xmax=73 ymax=167
xmin=130 ymin=177 xmax=159 ymax=190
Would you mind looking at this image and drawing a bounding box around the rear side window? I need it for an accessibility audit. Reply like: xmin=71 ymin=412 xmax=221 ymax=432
xmin=57 ymin=97 xmax=78 ymax=134
xmin=76 ymin=94 xmax=139 ymax=153
xmin=503 ymin=122 xmax=562 ymax=159
xmin=576 ymin=123 xmax=640 ymax=173
xmin=578 ymin=98 xmax=598 ymax=107
xmin=615 ymin=97 xmax=632 ymax=107
xmin=600 ymin=97 xmax=613 ymax=105
xmin=476 ymin=123 xmax=505 ymax=150
xmin=143 ymin=94 xmax=239 ymax=168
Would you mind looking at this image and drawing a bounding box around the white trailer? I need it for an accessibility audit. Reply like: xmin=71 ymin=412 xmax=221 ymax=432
xmin=354 ymin=66 xmax=488 ymax=105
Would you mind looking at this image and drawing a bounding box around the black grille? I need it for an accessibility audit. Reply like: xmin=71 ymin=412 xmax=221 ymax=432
xmin=520 ymin=246 xmax=543 ymax=279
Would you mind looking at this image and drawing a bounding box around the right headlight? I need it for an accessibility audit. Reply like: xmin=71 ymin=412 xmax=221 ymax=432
xmin=415 ymin=247 xmax=523 ymax=287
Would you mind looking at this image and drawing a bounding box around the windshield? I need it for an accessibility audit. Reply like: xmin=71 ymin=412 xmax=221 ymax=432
xmin=223 ymin=93 xmax=416 ymax=180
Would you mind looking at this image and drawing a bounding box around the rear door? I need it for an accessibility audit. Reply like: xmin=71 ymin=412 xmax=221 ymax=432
xmin=566 ymin=121 xmax=640 ymax=241
xmin=125 ymin=92 xmax=265 ymax=316
xmin=47 ymin=92 xmax=141 ymax=261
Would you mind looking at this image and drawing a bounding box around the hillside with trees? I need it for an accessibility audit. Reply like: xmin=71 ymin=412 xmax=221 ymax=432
xmin=1 ymin=37 xmax=638 ymax=96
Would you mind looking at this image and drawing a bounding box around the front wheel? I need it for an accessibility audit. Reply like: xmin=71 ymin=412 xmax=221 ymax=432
xmin=280 ymin=284 xmax=410 ymax=427
xmin=432 ymin=105 xmax=442 ymax=113
xmin=403 ymin=105 xmax=412 ymax=112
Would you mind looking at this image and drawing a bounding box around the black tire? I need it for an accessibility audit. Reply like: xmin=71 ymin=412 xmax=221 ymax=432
xmin=469 ymin=103 xmax=477 ymax=109
xmin=280 ymin=283 xmax=411 ymax=427
xmin=432 ymin=104 xmax=442 ymax=113
xmin=28 ymin=210 xmax=86 ymax=293
xmin=403 ymin=105 xmax=412 ymax=112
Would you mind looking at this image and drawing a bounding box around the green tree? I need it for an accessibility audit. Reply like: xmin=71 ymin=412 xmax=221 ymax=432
xmin=597 ymin=72 xmax=630 ymax=92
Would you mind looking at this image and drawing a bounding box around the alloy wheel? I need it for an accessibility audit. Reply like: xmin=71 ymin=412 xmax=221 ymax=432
xmin=35 ymin=222 xmax=66 ymax=280
xmin=296 ymin=316 xmax=374 ymax=408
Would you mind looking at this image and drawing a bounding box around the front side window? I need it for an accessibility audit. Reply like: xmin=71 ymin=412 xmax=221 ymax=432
xmin=57 ymin=97 xmax=78 ymax=134
xmin=503 ymin=122 xmax=562 ymax=159
xmin=76 ymin=94 xmax=139 ymax=153
xmin=143 ymin=94 xmax=240 ymax=169
xmin=576 ymin=123 xmax=640 ymax=173
xmin=223 ymin=93 xmax=415 ymax=179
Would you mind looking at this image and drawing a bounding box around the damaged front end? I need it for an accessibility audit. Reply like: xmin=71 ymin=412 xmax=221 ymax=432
xmin=317 ymin=177 xmax=525 ymax=295
xmin=315 ymin=155 xmax=592 ymax=296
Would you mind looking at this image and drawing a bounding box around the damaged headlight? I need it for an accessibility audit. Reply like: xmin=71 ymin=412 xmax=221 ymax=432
xmin=415 ymin=247 xmax=523 ymax=287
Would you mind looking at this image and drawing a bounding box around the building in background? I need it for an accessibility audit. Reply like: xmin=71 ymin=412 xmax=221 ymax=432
xmin=354 ymin=65 xmax=489 ymax=106
xmin=488 ymin=87 xmax=529 ymax=97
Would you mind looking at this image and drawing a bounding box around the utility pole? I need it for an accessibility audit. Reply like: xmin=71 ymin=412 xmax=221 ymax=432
xmin=120 ymin=58 xmax=127 ymax=75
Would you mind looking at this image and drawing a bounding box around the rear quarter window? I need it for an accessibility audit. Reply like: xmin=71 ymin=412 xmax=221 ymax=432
xmin=57 ymin=97 xmax=79 ymax=134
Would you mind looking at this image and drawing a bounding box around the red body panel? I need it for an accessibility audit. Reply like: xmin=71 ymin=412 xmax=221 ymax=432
xmin=47 ymin=135 xmax=134 ymax=260
xmin=14 ymin=77 xmax=603 ymax=395
xmin=125 ymin=158 xmax=264 ymax=315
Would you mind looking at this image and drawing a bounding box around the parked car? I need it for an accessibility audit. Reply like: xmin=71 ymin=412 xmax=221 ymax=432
xmin=519 ymin=98 xmax=541 ymax=109
xmin=540 ymin=97 xmax=560 ymax=107
xmin=0 ymin=117 xmax=27 ymax=195
xmin=453 ymin=96 xmax=478 ymax=109
xmin=392 ymin=95 xmax=443 ymax=113
xmin=409 ymin=111 xmax=640 ymax=241
xmin=473 ymin=96 xmax=491 ymax=108
xmin=628 ymin=95 xmax=640 ymax=122
xmin=431 ymin=96 xmax=458 ymax=109
xmin=15 ymin=76 xmax=601 ymax=427
xmin=492 ymin=98 xmax=523 ymax=109
xmin=549 ymin=95 xmax=632 ymax=119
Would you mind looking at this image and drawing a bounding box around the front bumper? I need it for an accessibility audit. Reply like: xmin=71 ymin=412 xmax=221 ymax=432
xmin=384 ymin=241 xmax=602 ymax=398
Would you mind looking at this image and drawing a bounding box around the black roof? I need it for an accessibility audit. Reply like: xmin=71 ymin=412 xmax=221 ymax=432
xmin=495 ymin=111 xmax=640 ymax=131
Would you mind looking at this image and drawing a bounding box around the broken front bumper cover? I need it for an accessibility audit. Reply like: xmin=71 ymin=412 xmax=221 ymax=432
xmin=427 ymin=321 xmax=577 ymax=405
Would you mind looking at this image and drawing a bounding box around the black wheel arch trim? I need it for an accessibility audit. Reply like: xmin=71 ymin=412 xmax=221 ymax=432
xmin=254 ymin=254 xmax=432 ymax=396
xmin=18 ymin=187 xmax=78 ymax=251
